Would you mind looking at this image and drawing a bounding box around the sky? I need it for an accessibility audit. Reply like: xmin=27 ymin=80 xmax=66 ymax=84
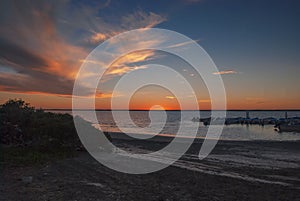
xmin=0 ymin=0 xmax=299 ymax=110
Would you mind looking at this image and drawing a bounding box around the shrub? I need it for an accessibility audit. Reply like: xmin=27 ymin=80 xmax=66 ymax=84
xmin=0 ymin=99 xmax=81 ymax=149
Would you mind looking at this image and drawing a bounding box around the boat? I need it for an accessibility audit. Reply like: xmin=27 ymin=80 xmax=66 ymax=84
xmin=277 ymin=124 xmax=300 ymax=132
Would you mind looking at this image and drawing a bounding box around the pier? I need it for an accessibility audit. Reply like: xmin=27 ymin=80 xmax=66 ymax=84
xmin=192 ymin=111 xmax=300 ymax=132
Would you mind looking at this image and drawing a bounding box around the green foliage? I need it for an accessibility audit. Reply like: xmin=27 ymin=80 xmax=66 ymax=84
xmin=0 ymin=99 xmax=81 ymax=148
xmin=0 ymin=98 xmax=34 ymax=127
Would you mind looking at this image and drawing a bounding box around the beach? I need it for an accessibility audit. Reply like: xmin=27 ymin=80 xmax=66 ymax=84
xmin=2 ymin=135 xmax=300 ymax=201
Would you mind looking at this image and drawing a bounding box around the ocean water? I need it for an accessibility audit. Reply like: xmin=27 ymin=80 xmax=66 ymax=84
xmin=50 ymin=110 xmax=300 ymax=141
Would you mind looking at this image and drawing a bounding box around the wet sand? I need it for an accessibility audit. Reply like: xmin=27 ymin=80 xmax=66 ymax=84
xmin=1 ymin=135 xmax=300 ymax=201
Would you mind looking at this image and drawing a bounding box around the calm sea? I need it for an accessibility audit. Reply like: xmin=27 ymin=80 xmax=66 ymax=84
xmin=50 ymin=110 xmax=300 ymax=141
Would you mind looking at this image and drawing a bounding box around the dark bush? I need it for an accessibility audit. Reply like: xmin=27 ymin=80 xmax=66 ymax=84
xmin=0 ymin=99 xmax=81 ymax=149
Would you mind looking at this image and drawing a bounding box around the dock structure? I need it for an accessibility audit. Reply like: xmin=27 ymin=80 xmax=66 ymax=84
xmin=246 ymin=111 xmax=250 ymax=119
xmin=192 ymin=111 xmax=300 ymax=132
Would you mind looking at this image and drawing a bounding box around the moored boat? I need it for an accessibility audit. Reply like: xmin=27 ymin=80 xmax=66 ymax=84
xmin=277 ymin=124 xmax=300 ymax=132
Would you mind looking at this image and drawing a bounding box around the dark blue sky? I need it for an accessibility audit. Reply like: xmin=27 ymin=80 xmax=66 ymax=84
xmin=144 ymin=0 xmax=300 ymax=71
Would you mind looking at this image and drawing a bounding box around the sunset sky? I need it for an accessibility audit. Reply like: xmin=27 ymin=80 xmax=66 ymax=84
xmin=0 ymin=0 xmax=299 ymax=110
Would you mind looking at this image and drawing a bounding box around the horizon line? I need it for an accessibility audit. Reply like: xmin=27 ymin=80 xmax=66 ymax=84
xmin=44 ymin=109 xmax=300 ymax=111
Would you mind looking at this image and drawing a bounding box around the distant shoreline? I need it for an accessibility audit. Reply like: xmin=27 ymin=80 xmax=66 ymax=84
xmin=44 ymin=109 xmax=300 ymax=111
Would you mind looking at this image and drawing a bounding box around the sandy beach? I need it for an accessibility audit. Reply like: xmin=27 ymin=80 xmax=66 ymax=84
xmin=2 ymin=134 xmax=300 ymax=201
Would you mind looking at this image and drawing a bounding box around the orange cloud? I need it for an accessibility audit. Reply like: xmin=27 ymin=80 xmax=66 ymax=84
xmin=95 ymin=92 xmax=113 ymax=99
xmin=90 ymin=33 xmax=109 ymax=43
xmin=98 ymin=50 xmax=157 ymax=82
xmin=111 ymin=50 xmax=155 ymax=68
xmin=198 ymin=99 xmax=211 ymax=103
xmin=0 ymin=1 xmax=166 ymax=99
xmin=165 ymin=96 xmax=176 ymax=99
xmin=213 ymin=70 xmax=237 ymax=75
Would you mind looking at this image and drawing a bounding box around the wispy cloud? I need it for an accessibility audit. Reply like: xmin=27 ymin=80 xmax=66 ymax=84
xmin=165 ymin=96 xmax=176 ymax=99
xmin=110 ymin=50 xmax=156 ymax=70
xmin=165 ymin=39 xmax=200 ymax=49
xmin=0 ymin=1 xmax=166 ymax=96
xmin=213 ymin=70 xmax=237 ymax=75
xmin=121 ymin=10 xmax=166 ymax=29
xmin=86 ymin=10 xmax=166 ymax=45
xmin=198 ymin=99 xmax=211 ymax=103
xmin=94 ymin=50 xmax=158 ymax=82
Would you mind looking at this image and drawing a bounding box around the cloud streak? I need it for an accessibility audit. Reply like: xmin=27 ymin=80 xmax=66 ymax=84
xmin=165 ymin=96 xmax=176 ymax=99
xmin=213 ymin=70 xmax=237 ymax=75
